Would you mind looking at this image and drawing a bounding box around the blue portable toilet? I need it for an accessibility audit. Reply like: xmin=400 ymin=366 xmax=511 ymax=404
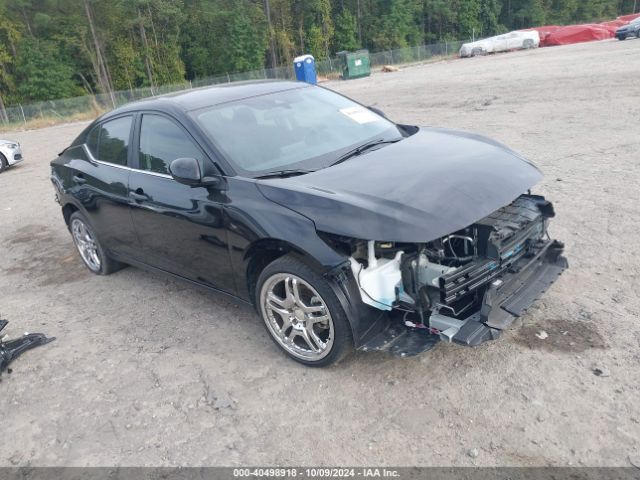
xmin=294 ymin=54 xmax=317 ymax=85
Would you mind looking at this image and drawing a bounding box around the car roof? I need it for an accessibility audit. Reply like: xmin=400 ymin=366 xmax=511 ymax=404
xmin=104 ymin=80 xmax=309 ymax=119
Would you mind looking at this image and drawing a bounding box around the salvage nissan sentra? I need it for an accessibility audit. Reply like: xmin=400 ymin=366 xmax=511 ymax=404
xmin=50 ymin=81 xmax=567 ymax=366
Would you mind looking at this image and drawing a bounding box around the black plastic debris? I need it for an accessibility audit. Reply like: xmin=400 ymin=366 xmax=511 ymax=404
xmin=0 ymin=319 xmax=55 ymax=377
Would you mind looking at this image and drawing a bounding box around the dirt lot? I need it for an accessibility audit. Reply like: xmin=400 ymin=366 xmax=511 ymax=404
xmin=1 ymin=39 xmax=639 ymax=467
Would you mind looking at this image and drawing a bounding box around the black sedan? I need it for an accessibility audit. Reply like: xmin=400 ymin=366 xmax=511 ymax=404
xmin=51 ymin=81 xmax=567 ymax=366
xmin=616 ymin=17 xmax=640 ymax=39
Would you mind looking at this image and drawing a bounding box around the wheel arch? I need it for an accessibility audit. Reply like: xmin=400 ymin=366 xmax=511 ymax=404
xmin=244 ymin=238 xmax=327 ymax=305
xmin=243 ymin=237 xmax=381 ymax=349
xmin=62 ymin=202 xmax=80 ymax=228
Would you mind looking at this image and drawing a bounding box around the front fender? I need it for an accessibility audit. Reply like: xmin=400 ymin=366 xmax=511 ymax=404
xmin=324 ymin=262 xmax=389 ymax=348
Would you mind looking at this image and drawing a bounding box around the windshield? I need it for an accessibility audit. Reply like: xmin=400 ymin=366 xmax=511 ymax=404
xmin=193 ymin=86 xmax=403 ymax=177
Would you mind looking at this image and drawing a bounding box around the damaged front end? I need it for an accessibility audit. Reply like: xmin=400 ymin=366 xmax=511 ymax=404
xmin=325 ymin=194 xmax=568 ymax=357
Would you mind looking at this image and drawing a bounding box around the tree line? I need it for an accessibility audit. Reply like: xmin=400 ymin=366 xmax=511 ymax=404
xmin=0 ymin=0 xmax=637 ymax=106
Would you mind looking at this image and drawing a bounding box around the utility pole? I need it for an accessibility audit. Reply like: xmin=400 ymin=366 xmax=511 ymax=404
xmin=137 ymin=8 xmax=155 ymax=93
xmin=357 ymin=0 xmax=362 ymax=44
xmin=0 ymin=96 xmax=8 ymax=124
xmin=263 ymin=0 xmax=278 ymax=69
xmin=83 ymin=0 xmax=115 ymax=108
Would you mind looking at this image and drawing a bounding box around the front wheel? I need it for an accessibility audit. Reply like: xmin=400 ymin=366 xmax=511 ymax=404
xmin=0 ymin=154 xmax=7 ymax=172
xmin=256 ymin=255 xmax=353 ymax=367
xmin=69 ymin=211 xmax=125 ymax=275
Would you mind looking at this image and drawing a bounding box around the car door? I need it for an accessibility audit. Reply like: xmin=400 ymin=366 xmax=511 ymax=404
xmin=128 ymin=112 xmax=236 ymax=293
xmin=507 ymin=32 xmax=523 ymax=49
xmin=72 ymin=115 xmax=142 ymax=261
xmin=492 ymin=34 xmax=508 ymax=52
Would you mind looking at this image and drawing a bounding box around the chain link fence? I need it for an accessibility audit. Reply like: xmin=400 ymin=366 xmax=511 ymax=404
xmin=0 ymin=39 xmax=466 ymax=130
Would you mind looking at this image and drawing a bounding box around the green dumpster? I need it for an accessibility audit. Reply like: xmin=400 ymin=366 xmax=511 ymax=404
xmin=337 ymin=50 xmax=371 ymax=80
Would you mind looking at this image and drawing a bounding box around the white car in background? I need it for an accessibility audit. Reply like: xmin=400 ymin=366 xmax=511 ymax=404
xmin=460 ymin=30 xmax=540 ymax=57
xmin=0 ymin=139 xmax=23 ymax=172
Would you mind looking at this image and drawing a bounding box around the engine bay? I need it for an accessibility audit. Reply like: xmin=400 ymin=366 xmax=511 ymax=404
xmin=324 ymin=194 xmax=562 ymax=341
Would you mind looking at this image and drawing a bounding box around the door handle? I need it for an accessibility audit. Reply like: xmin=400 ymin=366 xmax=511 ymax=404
xmin=72 ymin=175 xmax=87 ymax=185
xmin=130 ymin=188 xmax=149 ymax=202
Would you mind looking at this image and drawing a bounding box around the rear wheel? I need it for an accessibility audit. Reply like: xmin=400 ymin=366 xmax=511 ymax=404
xmin=69 ymin=211 xmax=125 ymax=275
xmin=256 ymin=255 xmax=353 ymax=367
xmin=0 ymin=154 xmax=7 ymax=172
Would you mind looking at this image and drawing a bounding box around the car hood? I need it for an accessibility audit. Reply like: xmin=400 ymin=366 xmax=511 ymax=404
xmin=0 ymin=140 xmax=15 ymax=146
xmin=256 ymin=127 xmax=543 ymax=243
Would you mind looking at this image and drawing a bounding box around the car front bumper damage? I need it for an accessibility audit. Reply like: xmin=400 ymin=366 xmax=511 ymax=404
xmin=358 ymin=239 xmax=567 ymax=357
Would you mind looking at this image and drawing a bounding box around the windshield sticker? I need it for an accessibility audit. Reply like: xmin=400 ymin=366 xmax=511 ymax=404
xmin=339 ymin=106 xmax=380 ymax=124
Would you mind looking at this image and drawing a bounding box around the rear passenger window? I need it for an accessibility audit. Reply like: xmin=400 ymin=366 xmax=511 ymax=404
xmin=86 ymin=116 xmax=132 ymax=166
xmin=138 ymin=114 xmax=202 ymax=175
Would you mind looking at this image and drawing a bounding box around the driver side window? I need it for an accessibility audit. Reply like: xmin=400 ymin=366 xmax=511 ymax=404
xmin=138 ymin=114 xmax=203 ymax=175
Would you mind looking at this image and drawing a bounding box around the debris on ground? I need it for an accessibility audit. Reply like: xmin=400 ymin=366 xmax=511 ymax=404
xmin=382 ymin=65 xmax=400 ymax=72
xmin=0 ymin=319 xmax=55 ymax=378
xmin=467 ymin=448 xmax=479 ymax=458
xmin=592 ymin=366 xmax=610 ymax=377
xmin=536 ymin=330 xmax=549 ymax=340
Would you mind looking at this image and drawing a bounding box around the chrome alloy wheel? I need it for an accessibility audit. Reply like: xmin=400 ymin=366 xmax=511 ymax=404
xmin=71 ymin=218 xmax=101 ymax=272
xmin=259 ymin=273 xmax=334 ymax=361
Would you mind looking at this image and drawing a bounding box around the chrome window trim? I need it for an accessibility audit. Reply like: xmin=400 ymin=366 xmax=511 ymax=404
xmin=83 ymin=144 xmax=172 ymax=179
xmin=135 ymin=169 xmax=173 ymax=179
xmin=83 ymin=144 xmax=130 ymax=171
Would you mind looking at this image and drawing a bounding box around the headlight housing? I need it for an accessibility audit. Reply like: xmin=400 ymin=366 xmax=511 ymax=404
xmin=7 ymin=143 xmax=19 ymax=149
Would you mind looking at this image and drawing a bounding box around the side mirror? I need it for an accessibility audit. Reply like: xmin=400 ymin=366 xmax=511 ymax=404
xmin=170 ymin=157 xmax=202 ymax=186
xmin=169 ymin=158 xmax=222 ymax=187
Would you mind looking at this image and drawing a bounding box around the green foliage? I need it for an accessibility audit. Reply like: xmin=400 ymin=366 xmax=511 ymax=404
xmin=13 ymin=37 xmax=83 ymax=102
xmin=0 ymin=0 xmax=637 ymax=105
xmin=480 ymin=0 xmax=504 ymax=36
xmin=457 ymin=0 xmax=483 ymax=38
xmin=333 ymin=10 xmax=359 ymax=51
xmin=297 ymin=0 xmax=334 ymax=59
xmin=225 ymin=3 xmax=269 ymax=71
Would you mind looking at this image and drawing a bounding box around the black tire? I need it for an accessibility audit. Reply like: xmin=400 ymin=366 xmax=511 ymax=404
xmin=617 ymin=36 xmax=626 ymax=41
xmin=255 ymin=255 xmax=353 ymax=367
xmin=68 ymin=211 xmax=125 ymax=275
xmin=636 ymin=30 xmax=640 ymax=39
xmin=471 ymin=47 xmax=484 ymax=57
xmin=0 ymin=154 xmax=7 ymax=172
xmin=523 ymin=39 xmax=534 ymax=49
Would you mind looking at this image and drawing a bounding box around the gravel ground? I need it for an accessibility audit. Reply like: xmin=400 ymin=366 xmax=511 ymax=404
xmin=1 ymin=39 xmax=639 ymax=467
